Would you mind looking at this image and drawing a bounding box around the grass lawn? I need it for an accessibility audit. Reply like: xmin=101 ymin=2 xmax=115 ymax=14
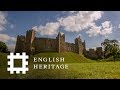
xmin=0 ymin=52 xmax=120 ymax=79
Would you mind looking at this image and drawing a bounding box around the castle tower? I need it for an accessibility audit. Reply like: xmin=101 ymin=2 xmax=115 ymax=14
xmin=82 ymin=40 xmax=86 ymax=54
xmin=75 ymin=36 xmax=84 ymax=54
xmin=96 ymin=47 xmax=103 ymax=58
xmin=15 ymin=35 xmax=26 ymax=53
xmin=57 ymin=32 xmax=65 ymax=53
xmin=15 ymin=29 xmax=87 ymax=55
xmin=25 ymin=29 xmax=35 ymax=54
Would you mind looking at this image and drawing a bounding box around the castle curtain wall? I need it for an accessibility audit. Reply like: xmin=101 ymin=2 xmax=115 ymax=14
xmin=34 ymin=38 xmax=57 ymax=53
xmin=15 ymin=29 xmax=86 ymax=55
xmin=65 ymin=42 xmax=76 ymax=52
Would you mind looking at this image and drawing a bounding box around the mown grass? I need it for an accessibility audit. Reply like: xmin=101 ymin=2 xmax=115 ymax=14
xmin=30 ymin=52 xmax=94 ymax=63
xmin=1 ymin=52 xmax=120 ymax=79
xmin=0 ymin=52 xmax=17 ymax=79
xmin=19 ymin=62 xmax=120 ymax=79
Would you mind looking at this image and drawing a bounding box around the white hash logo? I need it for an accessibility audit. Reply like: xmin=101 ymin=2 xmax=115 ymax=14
xmin=7 ymin=52 xmax=29 ymax=74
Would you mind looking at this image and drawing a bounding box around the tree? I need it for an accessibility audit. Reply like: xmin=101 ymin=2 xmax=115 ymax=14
xmin=101 ymin=39 xmax=120 ymax=61
xmin=0 ymin=41 xmax=9 ymax=53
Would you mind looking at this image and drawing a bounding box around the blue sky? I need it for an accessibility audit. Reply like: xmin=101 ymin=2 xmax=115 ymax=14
xmin=0 ymin=11 xmax=120 ymax=51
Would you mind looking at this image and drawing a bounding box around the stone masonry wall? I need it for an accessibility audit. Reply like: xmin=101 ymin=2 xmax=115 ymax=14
xmin=15 ymin=29 xmax=86 ymax=55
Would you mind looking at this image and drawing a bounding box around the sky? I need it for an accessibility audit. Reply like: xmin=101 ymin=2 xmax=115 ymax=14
xmin=0 ymin=11 xmax=120 ymax=52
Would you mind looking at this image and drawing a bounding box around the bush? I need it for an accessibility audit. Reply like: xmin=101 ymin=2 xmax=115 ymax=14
xmin=0 ymin=41 xmax=9 ymax=53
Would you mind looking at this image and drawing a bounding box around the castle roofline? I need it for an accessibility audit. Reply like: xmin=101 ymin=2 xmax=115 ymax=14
xmin=26 ymin=29 xmax=35 ymax=32
xmin=76 ymin=36 xmax=81 ymax=39
xmin=58 ymin=32 xmax=65 ymax=36
xmin=60 ymin=32 xmax=64 ymax=35
xmin=17 ymin=35 xmax=25 ymax=37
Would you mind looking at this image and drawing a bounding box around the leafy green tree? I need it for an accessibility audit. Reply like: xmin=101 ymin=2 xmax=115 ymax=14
xmin=0 ymin=41 xmax=9 ymax=53
xmin=101 ymin=39 xmax=120 ymax=61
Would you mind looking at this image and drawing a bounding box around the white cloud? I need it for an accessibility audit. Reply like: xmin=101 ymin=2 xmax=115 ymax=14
xmin=100 ymin=21 xmax=112 ymax=35
xmin=0 ymin=34 xmax=16 ymax=52
xmin=118 ymin=24 xmax=120 ymax=28
xmin=59 ymin=11 xmax=113 ymax=37
xmin=0 ymin=33 xmax=16 ymax=52
xmin=0 ymin=34 xmax=16 ymax=43
xmin=59 ymin=32 xmax=64 ymax=35
xmin=86 ymin=21 xmax=112 ymax=37
xmin=7 ymin=44 xmax=15 ymax=52
xmin=32 ymin=26 xmax=38 ymax=31
xmin=0 ymin=11 xmax=7 ymax=31
xmin=33 ymin=11 xmax=104 ymax=36
xmin=10 ymin=37 xmax=16 ymax=42
xmin=86 ymin=24 xmax=101 ymax=37
xmin=0 ymin=34 xmax=10 ymax=42
xmin=69 ymin=11 xmax=78 ymax=14
xmin=33 ymin=11 xmax=113 ymax=37
xmin=58 ymin=11 xmax=103 ymax=32
xmin=35 ymin=22 xmax=60 ymax=36
xmin=0 ymin=12 xmax=16 ymax=52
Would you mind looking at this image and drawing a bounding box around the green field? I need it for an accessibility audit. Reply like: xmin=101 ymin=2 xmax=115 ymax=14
xmin=0 ymin=52 xmax=120 ymax=79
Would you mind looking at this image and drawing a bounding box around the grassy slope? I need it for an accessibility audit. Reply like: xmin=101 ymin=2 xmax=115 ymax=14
xmin=1 ymin=52 xmax=120 ymax=79
xmin=23 ymin=62 xmax=120 ymax=79
xmin=0 ymin=53 xmax=17 ymax=79
xmin=30 ymin=52 xmax=94 ymax=63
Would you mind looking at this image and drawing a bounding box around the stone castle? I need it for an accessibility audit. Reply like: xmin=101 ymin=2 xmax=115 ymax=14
xmin=15 ymin=29 xmax=104 ymax=59
xmin=15 ymin=29 xmax=86 ymax=55
xmin=85 ymin=47 xmax=104 ymax=59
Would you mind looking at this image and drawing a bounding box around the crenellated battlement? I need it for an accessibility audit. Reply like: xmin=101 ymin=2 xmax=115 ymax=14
xmin=15 ymin=29 xmax=86 ymax=55
xmin=85 ymin=47 xmax=104 ymax=59
xmin=17 ymin=35 xmax=25 ymax=40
